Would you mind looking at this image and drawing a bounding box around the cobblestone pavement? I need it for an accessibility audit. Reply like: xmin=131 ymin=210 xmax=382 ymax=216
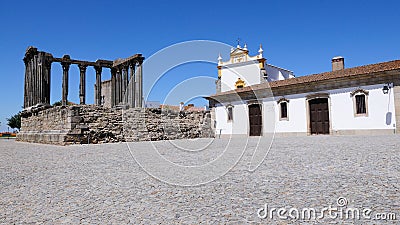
xmin=0 ymin=135 xmax=399 ymax=224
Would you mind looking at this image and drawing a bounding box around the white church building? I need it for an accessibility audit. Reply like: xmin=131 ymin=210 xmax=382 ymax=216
xmin=207 ymin=44 xmax=400 ymax=136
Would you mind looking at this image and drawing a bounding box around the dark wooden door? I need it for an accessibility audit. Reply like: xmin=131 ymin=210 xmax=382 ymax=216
xmin=309 ymin=98 xmax=330 ymax=134
xmin=249 ymin=104 xmax=262 ymax=136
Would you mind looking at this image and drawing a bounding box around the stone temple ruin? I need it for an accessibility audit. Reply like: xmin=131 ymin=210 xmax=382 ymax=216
xmin=17 ymin=47 xmax=213 ymax=145
xmin=22 ymin=46 xmax=144 ymax=109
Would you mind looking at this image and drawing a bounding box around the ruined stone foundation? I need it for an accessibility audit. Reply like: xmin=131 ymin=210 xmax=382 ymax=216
xmin=17 ymin=105 xmax=214 ymax=145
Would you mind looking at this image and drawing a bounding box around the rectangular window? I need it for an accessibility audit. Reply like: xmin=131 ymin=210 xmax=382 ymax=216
xmin=227 ymin=107 xmax=233 ymax=121
xmin=355 ymin=95 xmax=366 ymax=114
xmin=280 ymin=102 xmax=288 ymax=119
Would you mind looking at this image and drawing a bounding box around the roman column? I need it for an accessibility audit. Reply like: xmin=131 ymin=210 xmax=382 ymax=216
xmin=129 ymin=63 xmax=136 ymax=108
xmin=37 ymin=52 xmax=44 ymax=105
xmin=122 ymin=65 xmax=128 ymax=104
xmin=136 ymin=61 xmax=143 ymax=108
xmin=94 ymin=66 xmax=102 ymax=106
xmin=23 ymin=57 xmax=29 ymax=108
xmin=116 ymin=67 xmax=121 ymax=105
xmin=29 ymin=56 xmax=34 ymax=107
xmin=110 ymin=68 xmax=116 ymax=108
xmin=61 ymin=62 xmax=70 ymax=106
xmin=78 ymin=64 xmax=87 ymax=104
xmin=44 ymin=56 xmax=52 ymax=105
xmin=34 ymin=54 xmax=39 ymax=105
xmin=32 ymin=55 xmax=37 ymax=106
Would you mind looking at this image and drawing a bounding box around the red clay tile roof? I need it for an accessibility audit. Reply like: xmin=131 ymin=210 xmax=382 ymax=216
xmin=211 ymin=59 xmax=400 ymax=97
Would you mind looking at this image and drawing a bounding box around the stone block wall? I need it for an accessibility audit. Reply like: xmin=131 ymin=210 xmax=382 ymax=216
xmin=17 ymin=106 xmax=72 ymax=144
xmin=123 ymin=108 xmax=213 ymax=142
xmin=68 ymin=105 xmax=124 ymax=144
xmin=17 ymin=105 xmax=124 ymax=145
xmin=100 ymin=80 xmax=112 ymax=108
xmin=17 ymin=105 xmax=213 ymax=145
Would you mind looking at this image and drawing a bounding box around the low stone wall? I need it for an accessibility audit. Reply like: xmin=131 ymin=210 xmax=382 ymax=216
xmin=17 ymin=105 xmax=213 ymax=145
xmin=123 ymin=108 xmax=213 ymax=142
xmin=17 ymin=106 xmax=72 ymax=144
xmin=73 ymin=105 xmax=124 ymax=144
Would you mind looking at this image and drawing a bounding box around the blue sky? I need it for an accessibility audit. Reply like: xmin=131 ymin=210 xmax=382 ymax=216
xmin=0 ymin=0 xmax=399 ymax=131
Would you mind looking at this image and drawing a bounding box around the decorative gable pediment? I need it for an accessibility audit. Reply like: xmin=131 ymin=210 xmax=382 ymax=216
xmin=230 ymin=48 xmax=248 ymax=56
xmin=230 ymin=47 xmax=249 ymax=64
xmin=218 ymin=44 xmax=265 ymax=67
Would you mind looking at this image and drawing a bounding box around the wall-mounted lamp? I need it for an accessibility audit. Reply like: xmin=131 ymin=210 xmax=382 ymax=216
xmin=382 ymin=83 xmax=392 ymax=94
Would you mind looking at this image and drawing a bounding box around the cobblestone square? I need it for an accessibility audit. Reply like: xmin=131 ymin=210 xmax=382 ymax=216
xmin=0 ymin=135 xmax=399 ymax=224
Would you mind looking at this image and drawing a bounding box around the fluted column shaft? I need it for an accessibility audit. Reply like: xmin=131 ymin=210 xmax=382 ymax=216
xmin=61 ymin=62 xmax=70 ymax=106
xmin=116 ymin=68 xmax=121 ymax=105
xmin=23 ymin=58 xmax=29 ymax=108
xmin=78 ymin=64 xmax=87 ymax=105
xmin=37 ymin=54 xmax=42 ymax=105
xmin=94 ymin=66 xmax=102 ymax=106
xmin=129 ymin=63 xmax=135 ymax=108
xmin=37 ymin=52 xmax=45 ymax=105
xmin=110 ymin=68 xmax=116 ymax=108
xmin=28 ymin=57 xmax=33 ymax=107
xmin=31 ymin=57 xmax=36 ymax=106
xmin=44 ymin=58 xmax=52 ymax=105
xmin=136 ymin=61 xmax=143 ymax=108
xmin=122 ymin=65 xmax=128 ymax=104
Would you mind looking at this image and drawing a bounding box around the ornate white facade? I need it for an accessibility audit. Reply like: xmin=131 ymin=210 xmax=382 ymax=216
xmin=216 ymin=44 xmax=294 ymax=93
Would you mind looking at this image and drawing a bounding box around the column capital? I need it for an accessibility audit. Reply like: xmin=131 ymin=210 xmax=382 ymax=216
xmin=110 ymin=67 xmax=117 ymax=74
xmin=78 ymin=64 xmax=88 ymax=72
xmin=94 ymin=65 xmax=102 ymax=73
xmin=121 ymin=64 xmax=129 ymax=71
xmin=44 ymin=59 xmax=52 ymax=69
xmin=61 ymin=54 xmax=71 ymax=70
xmin=137 ymin=57 xmax=145 ymax=65
xmin=116 ymin=66 xmax=122 ymax=73
xmin=61 ymin=62 xmax=71 ymax=71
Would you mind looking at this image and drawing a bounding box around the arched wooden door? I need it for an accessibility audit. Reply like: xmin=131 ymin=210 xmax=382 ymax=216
xmin=248 ymin=104 xmax=262 ymax=136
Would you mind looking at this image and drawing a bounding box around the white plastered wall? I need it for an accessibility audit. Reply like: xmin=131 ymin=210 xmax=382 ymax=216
xmin=215 ymin=83 xmax=396 ymax=136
